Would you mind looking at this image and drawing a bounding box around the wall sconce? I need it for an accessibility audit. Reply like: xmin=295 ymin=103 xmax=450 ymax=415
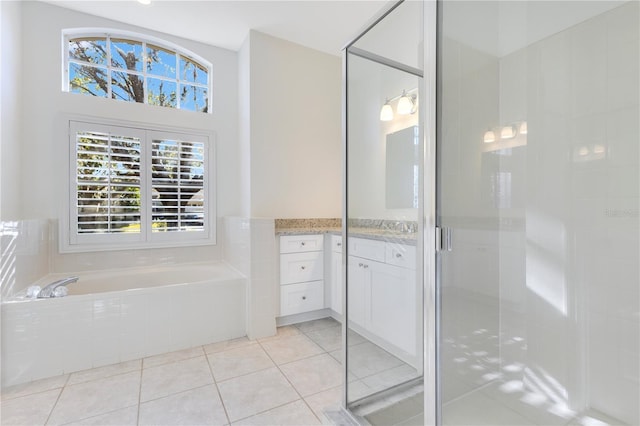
xmin=397 ymin=90 xmax=416 ymax=115
xmin=380 ymin=100 xmax=394 ymax=121
xmin=379 ymin=88 xmax=418 ymax=121
xmin=500 ymin=125 xmax=516 ymax=139
xmin=483 ymin=129 xmax=496 ymax=143
xmin=519 ymin=122 xmax=527 ymax=135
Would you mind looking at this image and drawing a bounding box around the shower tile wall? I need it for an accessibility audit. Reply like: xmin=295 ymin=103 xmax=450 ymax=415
xmin=441 ymin=2 xmax=638 ymax=425
xmin=498 ymin=3 xmax=639 ymax=423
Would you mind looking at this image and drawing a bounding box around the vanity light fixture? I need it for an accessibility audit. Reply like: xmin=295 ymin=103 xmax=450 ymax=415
xmin=519 ymin=121 xmax=528 ymax=135
xmin=483 ymin=129 xmax=496 ymax=143
xmin=501 ymin=125 xmax=516 ymax=139
xmin=380 ymin=100 xmax=394 ymax=121
xmin=379 ymin=88 xmax=418 ymax=121
xmin=397 ymin=90 xmax=416 ymax=115
xmin=138 ymin=0 xmax=151 ymax=5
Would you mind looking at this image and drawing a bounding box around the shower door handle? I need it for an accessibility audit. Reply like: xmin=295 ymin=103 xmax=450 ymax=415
xmin=436 ymin=227 xmax=453 ymax=252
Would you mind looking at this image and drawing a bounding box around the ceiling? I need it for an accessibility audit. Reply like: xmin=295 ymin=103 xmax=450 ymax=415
xmin=40 ymin=0 xmax=390 ymax=56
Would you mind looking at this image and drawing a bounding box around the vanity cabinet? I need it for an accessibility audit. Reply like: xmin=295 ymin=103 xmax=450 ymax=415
xmin=347 ymin=237 xmax=417 ymax=358
xmin=279 ymin=235 xmax=324 ymax=316
xmin=330 ymin=234 xmax=343 ymax=314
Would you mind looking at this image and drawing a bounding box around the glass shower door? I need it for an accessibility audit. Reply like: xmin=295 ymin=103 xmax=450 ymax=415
xmin=438 ymin=1 xmax=639 ymax=425
xmin=343 ymin=1 xmax=425 ymax=423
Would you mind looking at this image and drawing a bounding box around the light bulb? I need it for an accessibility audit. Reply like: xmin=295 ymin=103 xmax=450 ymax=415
xmin=380 ymin=102 xmax=393 ymax=122
xmin=501 ymin=125 xmax=516 ymax=139
xmin=397 ymin=91 xmax=414 ymax=115
xmin=138 ymin=0 xmax=151 ymax=5
xmin=483 ymin=130 xmax=496 ymax=143
xmin=519 ymin=121 xmax=528 ymax=135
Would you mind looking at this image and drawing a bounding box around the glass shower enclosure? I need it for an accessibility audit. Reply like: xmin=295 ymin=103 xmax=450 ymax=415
xmin=343 ymin=0 xmax=638 ymax=425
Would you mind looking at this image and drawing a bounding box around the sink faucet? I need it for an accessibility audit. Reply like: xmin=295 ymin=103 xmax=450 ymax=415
xmin=37 ymin=277 xmax=79 ymax=298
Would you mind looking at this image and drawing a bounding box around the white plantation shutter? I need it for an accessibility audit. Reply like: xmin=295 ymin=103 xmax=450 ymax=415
xmin=75 ymin=130 xmax=142 ymax=234
xmin=151 ymin=139 xmax=205 ymax=232
xmin=65 ymin=120 xmax=213 ymax=252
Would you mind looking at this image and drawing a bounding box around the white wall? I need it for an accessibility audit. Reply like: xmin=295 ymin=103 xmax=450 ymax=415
xmin=0 ymin=0 xmax=22 ymax=221
xmin=14 ymin=2 xmax=240 ymax=273
xmin=244 ymin=30 xmax=341 ymax=218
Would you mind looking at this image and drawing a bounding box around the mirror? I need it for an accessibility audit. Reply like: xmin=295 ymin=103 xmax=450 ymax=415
xmin=385 ymin=126 xmax=419 ymax=209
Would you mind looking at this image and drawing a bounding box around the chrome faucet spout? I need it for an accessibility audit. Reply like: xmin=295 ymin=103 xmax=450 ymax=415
xmin=37 ymin=277 xmax=79 ymax=298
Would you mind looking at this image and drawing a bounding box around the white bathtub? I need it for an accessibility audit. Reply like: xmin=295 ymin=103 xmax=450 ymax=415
xmin=1 ymin=262 xmax=247 ymax=388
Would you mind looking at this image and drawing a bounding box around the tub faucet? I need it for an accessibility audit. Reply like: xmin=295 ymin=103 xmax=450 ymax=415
xmin=37 ymin=277 xmax=79 ymax=298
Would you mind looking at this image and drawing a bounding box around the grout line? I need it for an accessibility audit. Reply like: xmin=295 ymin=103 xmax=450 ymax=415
xmin=257 ymin=337 xmax=326 ymax=424
xmin=55 ymin=404 xmax=139 ymax=426
xmin=136 ymin=363 xmax=143 ymax=425
xmin=43 ymin=386 xmax=64 ymax=426
xmin=203 ymin=346 xmax=232 ymax=425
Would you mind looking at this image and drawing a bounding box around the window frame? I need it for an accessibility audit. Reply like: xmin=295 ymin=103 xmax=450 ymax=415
xmin=61 ymin=116 xmax=216 ymax=253
xmin=62 ymin=28 xmax=213 ymax=113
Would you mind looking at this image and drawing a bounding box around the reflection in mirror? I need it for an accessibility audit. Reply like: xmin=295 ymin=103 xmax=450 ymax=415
xmin=386 ymin=126 xmax=419 ymax=209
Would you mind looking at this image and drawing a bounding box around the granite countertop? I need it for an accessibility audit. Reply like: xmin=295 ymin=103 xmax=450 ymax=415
xmin=274 ymin=218 xmax=417 ymax=245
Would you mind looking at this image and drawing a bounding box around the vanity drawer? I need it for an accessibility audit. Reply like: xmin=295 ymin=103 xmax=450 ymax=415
xmin=280 ymin=281 xmax=324 ymax=316
xmin=348 ymin=237 xmax=386 ymax=262
xmin=280 ymin=234 xmax=324 ymax=254
xmin=331 ymin=235 xmax=343 ymax=253
xmin=280 ymin=251 xmax=324 ymax=284
xmin=385 ymin=243 xmax=416 ymax=269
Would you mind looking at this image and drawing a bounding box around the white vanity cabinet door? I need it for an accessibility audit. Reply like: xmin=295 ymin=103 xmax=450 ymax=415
xmin=330 ymin=235 xmax=343 ymax=314
xmin=280 ymin=281 xmax=324 ymax=316
xmin=347 ymin=255 xmax=369 ymax=328
xmin=368 ymin=261 xmax=416 ymax=355
xmin=280 ymin=251 xmax=324 ymax=285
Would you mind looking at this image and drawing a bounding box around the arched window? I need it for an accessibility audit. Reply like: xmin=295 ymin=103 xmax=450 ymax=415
xmin=63 ymin=30 xmax=211 ymax=113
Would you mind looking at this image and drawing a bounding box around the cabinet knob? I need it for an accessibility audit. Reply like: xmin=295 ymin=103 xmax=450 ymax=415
xmin=301 ymin=242 xmax=306 ymax=246
xmin=363 ymin=264 xmax=369 ymax=269
xmin=337 ymin=242 xmax=342 ymax=246
xmin=396 ymin=253 xmax=402 ymax=258
xmin=358 ymin=263 xmax=364 ymax=267
xmin=301 ymin=266 xmax=306 ymax=270
xmin=302 ymin=296 xmax=307 ymax=300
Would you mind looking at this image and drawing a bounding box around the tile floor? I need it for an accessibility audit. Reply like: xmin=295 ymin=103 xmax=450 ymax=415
xmin=0 ymin=317 xmax=417 ymax=426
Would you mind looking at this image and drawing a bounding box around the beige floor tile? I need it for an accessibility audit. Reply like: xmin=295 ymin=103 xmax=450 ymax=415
xmin=346 ymin=342 xmax=404 ymax=379
xmin=217 ymin=367 xmax=299 ymax=422
xmin=280 ymin=354 xmax=342 ymax=397
xmin=48 ymin=371 xmax=140 ymax=425
xmin=67 ymin=359 xmax=141 ymax=385
xmin=1 ymin=375 xmax=68 ymax=401
xmin=143 ymin=346 xmax=205 ymax=369
xmin=139 ymin=384 xmax=228 ymax=426
xmin=64 ymin=405 xmax=138 ymax=426
xmin=207 ymin=344 xmax=274 ymax=382
xmin=361 ymin=364 xmax=420 ymax=393
xmin=259 ymin=334 xmax=323 ymax=365
xmin=233 ymin=399 xmax=320 ymax=425
xmin=295 ymin=318 xmax=340 ymax=333
xmin=304 ymin=385 xmax=343 ymax=421
xmin=257 ymin=325 xmax=301 ymax=342
xmin=304 ymin=326 xmax=342 ymax=352
xmin=140 ymin=356 xmax=213 ymax=402
xmin=0 ymin=388 xmax=60 ymax=426
xmin=204 ymin=336 xmax=256 ymax=354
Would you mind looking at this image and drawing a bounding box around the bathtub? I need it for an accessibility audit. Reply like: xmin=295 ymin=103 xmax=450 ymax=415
xmin=1 ymin=262 xmax=247 ymax=388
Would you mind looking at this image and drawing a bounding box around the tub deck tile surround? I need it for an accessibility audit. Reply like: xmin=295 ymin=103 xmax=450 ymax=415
xmin=0 ymin=317 xmax=420 ymax=425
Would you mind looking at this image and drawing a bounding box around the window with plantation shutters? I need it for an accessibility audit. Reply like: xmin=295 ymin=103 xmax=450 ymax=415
xmin=65 ymin=120 xmax=214 ymax=252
